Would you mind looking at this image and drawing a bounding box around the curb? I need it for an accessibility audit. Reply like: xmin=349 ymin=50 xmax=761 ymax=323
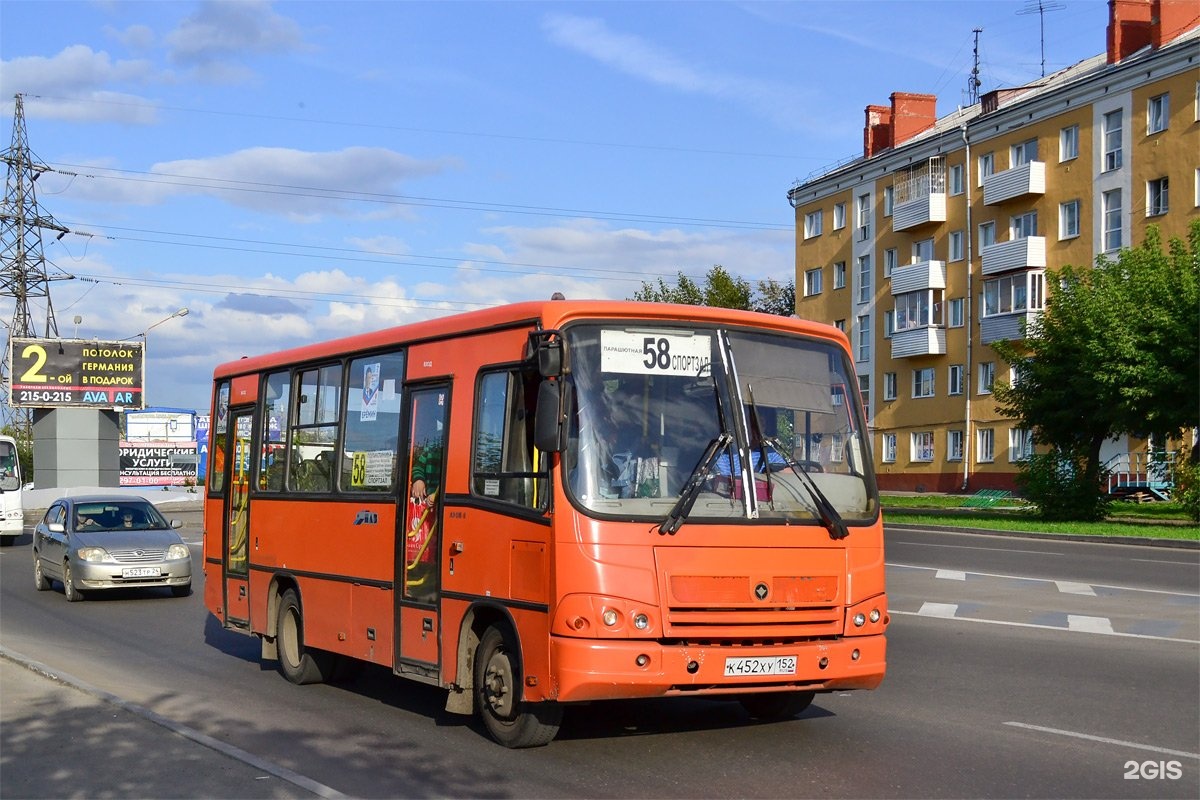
xmin=885 ymin=521 xmax=1200 ymax=549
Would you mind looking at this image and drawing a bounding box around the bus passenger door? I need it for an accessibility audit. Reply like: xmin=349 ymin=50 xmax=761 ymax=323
xmin=222 ymin=409 xmax=254 ymax=628
xmin=396 ymin=383 xmax=448 ymax=668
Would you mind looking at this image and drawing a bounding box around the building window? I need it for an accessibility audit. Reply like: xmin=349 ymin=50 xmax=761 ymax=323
xmin=856 ymin=315 xmax=870 ymax=361
xmin=833 ymin=202 xmax=846 ymax=230
xmin=857 ymin=255 xmax=871 ymax=304
xmin=911 ymin=432 xmax=934 ymax=462
xmin=1009 ymin=428 xmax=1034 ymax=462
xmin=1103 ymin=189 xmax=1122 ymax=251
xmin=983 ymin=273 xmax=1044 ymax=317
xmin=883 ymin=372 xmax=897 ymax=401
xmin=950 ymin=163 xmax=964 ymax=195
xmin=804 ymin=210 xmax=823 ymax=239
xmin=949 ymin=230 xmax=964 ymax=262
xmin=883 ymin=185 xmax=894 ymax=217
xmin=912 ymin=368 xmax=935 ymax=399
xmin=834 ymin=261 xmax=846 ymax=289
xmin=856 ymin=193 xmax=871 ymax=240
xmin=978 ymin=152 xmax=994 ymax=184
xmin=881 ymin=433 xmax=897 ymax=463
xmin=895 ymin=289 xmax=943 ymax=331
xmin=977 ymin=429 xmax=995 ymax=463
xmin=948 ymin=430 xmax=964 ymax=462
xmin=979 ymin=220 xmax=996 ymax=250
xmin=913 ymin=238 xmax=934 ymax=263
xmin=1011 ymin=210 xmax=1038 ymax=239
xmin=948 ymin=364 xmax=964 ymax=396
xmin=858 ymin=374 xmax=870 ymax=419
xmin=1147 ymin=178 xmax=1169 ymax=217
xmin=804 ymin=267 xmax=823 ymax=297
xmin=978 ymin=362 xmax=995 ymax=395
xmin=883 ymin=309 xmax=894 ymax=339
xmin=1059 ymin=125 xmax=1079 ymax=161
xmin=884 ymin=248 xmax=897 ymax=278
xmin=834 ymin=319 xmax=846 ymax=332
xmin=1059 ymin=200 xmax=1080 ymax=239
xmin=948 ymin=298 xmax=964 ymax=328
xmin=1148 ymin=93 xmax=1169 ymax=134
xmin=1103 ymin=109 xmax=1123 ymax=171
xmin=1011 ymin=137 xmax=1038 ymax=167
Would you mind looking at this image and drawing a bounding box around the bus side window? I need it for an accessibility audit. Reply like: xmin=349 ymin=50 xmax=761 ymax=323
xmin=472 ymin=367 xmax=544 ymax=508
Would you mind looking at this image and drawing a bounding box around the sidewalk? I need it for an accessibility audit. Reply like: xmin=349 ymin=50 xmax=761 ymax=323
xmin=0 ymin=651 xmax=331 ymax=799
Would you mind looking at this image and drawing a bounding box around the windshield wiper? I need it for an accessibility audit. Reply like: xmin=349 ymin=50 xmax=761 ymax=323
xmin=659 ymin=432 xmax=732 ymax=535
xmin=762 ymin=435 xmax=849 ymax=540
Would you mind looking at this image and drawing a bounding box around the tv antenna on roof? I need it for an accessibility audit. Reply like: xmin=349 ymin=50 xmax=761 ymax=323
xmin=1017 ymin=0 xmax=1066 ymax=78
xmin=969 ymin=28 xmax=983 ymax=105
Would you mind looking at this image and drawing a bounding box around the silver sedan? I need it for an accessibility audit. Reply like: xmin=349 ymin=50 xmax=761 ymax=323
xmin=32 ymin=495 xmax=192 ymax=601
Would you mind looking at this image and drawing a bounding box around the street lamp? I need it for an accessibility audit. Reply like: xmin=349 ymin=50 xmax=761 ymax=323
xmin=141 ymin=308 xmax=189 ymax=407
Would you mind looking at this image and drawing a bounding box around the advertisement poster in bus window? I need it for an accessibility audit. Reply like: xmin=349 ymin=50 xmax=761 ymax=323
xmin=361 ymin=362 xmax=380 ymax=421
xmin=216 ymin=384 xmax=230 ymax=434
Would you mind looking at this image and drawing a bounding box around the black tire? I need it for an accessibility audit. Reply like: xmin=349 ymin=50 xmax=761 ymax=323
xmin=63 ymin=561 xmax=84 ymax=602
xmin=33 ymin=555 xmax=50 ymax=591
xmin=170 ymin=583 xmax=192 ymax=598
xmin=474 ymin=624 xmax=562 ymax=748
xmin=275 ymin=588 xmax=335 ymax=685
xmin=739 ymin=690 xmax=815 ymax=720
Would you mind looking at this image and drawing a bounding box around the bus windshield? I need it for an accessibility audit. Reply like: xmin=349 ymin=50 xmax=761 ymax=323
xmin=0 ymin=439 xmax=21 ymax=492
xmin=563 ymin=323 xmax=877 ymax=527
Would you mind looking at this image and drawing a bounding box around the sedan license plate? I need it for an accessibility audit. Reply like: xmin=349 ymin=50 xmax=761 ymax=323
xmin=122 ymin=567 xmax=161 ymax=578
xmin=724 ymin=655 xmax=797 ymax=677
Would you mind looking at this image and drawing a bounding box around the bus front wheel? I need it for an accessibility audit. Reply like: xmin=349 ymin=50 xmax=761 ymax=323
xmin=276 ymin=588 xmax=335 ymax=685
xmin=474 ymin=624 xmax=562 ymax=748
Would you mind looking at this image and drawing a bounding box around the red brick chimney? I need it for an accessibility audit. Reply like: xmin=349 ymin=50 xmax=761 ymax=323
xmin=1108 ymin=0 xmax=1198 ymax=63
xmin=890 ymin=92 xmax=938 ymax=148
xmin=863 ymin=104 xmax=892 ymax=158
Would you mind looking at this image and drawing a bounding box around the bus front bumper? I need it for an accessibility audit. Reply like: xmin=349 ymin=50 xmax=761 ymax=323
xmin=550 ymin=634 xmax=885 ymax=703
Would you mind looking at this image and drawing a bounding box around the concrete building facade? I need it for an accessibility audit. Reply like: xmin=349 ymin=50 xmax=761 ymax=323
xmin=787 ymin=0 xmax=1198 ymax=492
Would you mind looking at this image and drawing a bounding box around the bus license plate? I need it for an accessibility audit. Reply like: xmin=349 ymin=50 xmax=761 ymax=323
xmin=122 ymin=567 xmax=161 ymax=578
xmin=724 ymin=656 xmax=797 ymax=676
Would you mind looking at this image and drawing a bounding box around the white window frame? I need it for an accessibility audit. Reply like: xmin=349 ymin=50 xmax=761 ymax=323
xmin=856 ymin=315 xmax=870 ymax=362
xmin=1059 ymin=199 xmax=1080 ymax=239
xmin=883 ymin=185 xmax=894 ymax=217
xmin=911 ymin=431 xmax=934 ymax=463
xmin=884 ymin=248 xmax=897 ymax=278
xmin=983 ymin=273 xmax=1044 ymax=317
xmin=948 ymin=364 xmax=964 ymax=396
xmin=1103 ymin=109 xmax=1123 ymax=172
xmin=883 ymin=371 xmax=897 ymax=401
xmin=978 ymin=152 xmax=994 ymax=184
xmin=977 ymin=429 xmax=995 ymax=463
xmin=978 ymin=362 xmax=995 ymax=395
xmin=894 ymin=289 xmax=942 ymax=332
xmin=833 ymin=202 xmax=846 ymax=230
xmin=912 ymin=368 xmax=935 ymax=399
xmin=947 ymin=429 xmax=964 ymax=462
xmin=804 ymin=267 xmax=823 ymax=297
xmin=1059 ymin=125 xmax=1079 ymax=162
xmin=948 ymin=298 xmax=965 ymax=328
xmin=1103 ymin=188 xmax=1122 ymax=252
xmin=883 ymin=309 xmax=894 ymax=339
xmin=1011 ymin=210 xmax=1038 ymax=239
xmin=950 ymin=163 xmax=964 ymax=195
xmin=979 ymin=220 xmax=996 ymax=250
xmin=1009 ymin=428 xmax=1034 ymax=462
xmin=1148 ymin=93 xmax=1169 ymax=135
xmin=856 ymin=194 xmax=871 ymax=240
xmin=1010 ymin=137 xmax=1038 ymax=167
xmin=881 ymin=433 xmax=897 ymax=463
xmin=949 ymin=230 xmax=964 ymax=262
xmin=1147 ymin=177 xmax=1169 ymax=217
xmin=857 ymin=255 xmax=871 ymax=304
xmin=804 ymin=210 xmax=823 ymax=239
xmin=913 ymin=238 xmax=934 ymax=263
xmin=833 ymin=261 xmax=846 ymax=289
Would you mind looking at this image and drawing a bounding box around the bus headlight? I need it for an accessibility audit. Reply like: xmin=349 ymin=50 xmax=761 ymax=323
xmin=633 ymin=613 xmax=649 ymax=630
xmin=602 ymin=609 xmax=619 ymax=627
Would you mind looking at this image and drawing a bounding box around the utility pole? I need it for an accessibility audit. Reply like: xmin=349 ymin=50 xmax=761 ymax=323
xmin=0 ymin=93 xmax=75 ymax=438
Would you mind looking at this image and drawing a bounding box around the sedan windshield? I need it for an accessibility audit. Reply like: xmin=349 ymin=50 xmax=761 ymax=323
xmin=74 ymin=502 xmax=168 ymax=532
xmin=563 ymin=323 xmax=877 ymax=528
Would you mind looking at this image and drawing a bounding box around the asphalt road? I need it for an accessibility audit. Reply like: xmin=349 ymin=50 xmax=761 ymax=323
xmin=2 ymin=515 xmax=1197 ymax=799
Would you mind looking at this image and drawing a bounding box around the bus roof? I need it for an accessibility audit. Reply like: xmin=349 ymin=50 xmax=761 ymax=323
xmin=212 ymin=299 xmax=848 ymax=381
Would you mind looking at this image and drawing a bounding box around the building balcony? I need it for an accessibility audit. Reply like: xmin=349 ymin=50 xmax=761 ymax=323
xmin=890 ymin=326 xmax=946 ymax=359
xmin=892 ymin=192 xmax=946 ymax=231
xmin=982 ymin=160 xmax=1045 ymax=205
xmin=981 ymin=236 xmax=1046 ymax=276
xmin=890 ymin=259 xmax=946 ymax=294
xmin=980 ymin=310 xmax=1042 ymax=345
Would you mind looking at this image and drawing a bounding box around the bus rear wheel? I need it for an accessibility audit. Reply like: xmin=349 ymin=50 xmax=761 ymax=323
xmin=276 ymin=588 xmax=335 ymax=685
xmin=474 ymin=624 xmax=562 ymax=748
xmin=739 ymin=690 xmax=815 ymax=720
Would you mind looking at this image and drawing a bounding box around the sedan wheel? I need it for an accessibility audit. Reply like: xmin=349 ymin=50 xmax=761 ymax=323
xmin=62 ymin=561 xmax=84 ymax=602
xmin=33 ymin=556 xmax=50 ymax=591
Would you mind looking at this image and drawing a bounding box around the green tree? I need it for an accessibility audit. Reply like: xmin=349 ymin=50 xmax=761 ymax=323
xmin=993 ymin=221 xmax=1200 ymax=519
xmin=632 ymin=265 xmax=795 ymax=317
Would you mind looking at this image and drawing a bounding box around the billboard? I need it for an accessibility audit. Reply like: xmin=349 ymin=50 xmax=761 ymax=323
xmin=8 ymin=337 xmax=144 ymax=409
xmin=119 ymin=441 xmax=198 ymax=486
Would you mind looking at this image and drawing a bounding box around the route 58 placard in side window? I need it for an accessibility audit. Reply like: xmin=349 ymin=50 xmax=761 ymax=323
xmin=600 ymin=329 xmax=712 ymax=377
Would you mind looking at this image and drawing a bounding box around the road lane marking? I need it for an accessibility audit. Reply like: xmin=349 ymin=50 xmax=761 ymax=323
xmin=888 ymin=562 xmax=1200 ymax=598
xmin=1004 ymin=722 xmax=1200 ymax=760
xmin=1067 ymin=614 xmax=1114 ymax=633
xmin=891 ymin=541 xmax=1066 ymax=555
xmin=891 ymin=610 xmax=1199 ymax=644
xmin=918 ymin=602 xmax=959 ymax=618
xmin=1055 ymin=581 xmax=1096 ymax=596
xmin=935 ymin=569 xmax=967 ymax=581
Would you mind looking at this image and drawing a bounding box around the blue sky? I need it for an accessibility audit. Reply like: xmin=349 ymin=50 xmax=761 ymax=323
xmin=0 ymin=0 xmax=1111 ymax=412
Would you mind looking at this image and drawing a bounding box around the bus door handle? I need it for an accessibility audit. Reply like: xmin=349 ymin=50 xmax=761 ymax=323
xmin=450 ymin=541 xmax=464 ymax=555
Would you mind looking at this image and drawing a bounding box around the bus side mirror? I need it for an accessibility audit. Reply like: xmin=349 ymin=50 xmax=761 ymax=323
xmin=534 ymin=379 xmax=567 ymax=453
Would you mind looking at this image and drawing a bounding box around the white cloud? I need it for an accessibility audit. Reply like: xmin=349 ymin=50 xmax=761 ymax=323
xmin=0 ymin=46 xmax=159 ymax=123
xmin=166 ymin=0 xmax=309 ymax=81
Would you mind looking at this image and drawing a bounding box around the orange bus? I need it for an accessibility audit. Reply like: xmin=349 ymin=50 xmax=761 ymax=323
xmin=203 ymin=299 xmax=887 ymax=747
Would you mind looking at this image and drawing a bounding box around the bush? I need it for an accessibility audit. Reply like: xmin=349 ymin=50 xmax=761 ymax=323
xmin=1169 ymin=450 xmax=1200 ymax=523
xmin=1016 ymin=451 xmax=1111 ymax=522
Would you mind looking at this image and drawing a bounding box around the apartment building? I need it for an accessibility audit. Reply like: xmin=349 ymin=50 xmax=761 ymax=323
xmin=787 ymin=0 xmax=1198 ymax=492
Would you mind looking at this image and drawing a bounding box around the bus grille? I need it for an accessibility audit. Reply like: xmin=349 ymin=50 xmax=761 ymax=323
xmin=663 ymin=606 xmax=842 ymax=639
